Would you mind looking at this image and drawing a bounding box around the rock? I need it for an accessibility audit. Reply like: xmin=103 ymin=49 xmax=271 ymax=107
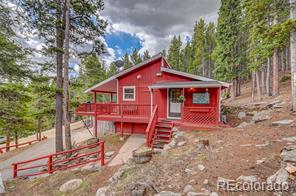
xmin=272 ymin=119 xmax=295 ymax=126
xmin=285 ymin=163 xmax=296 ymax=174
xmin=177 ymin=141 xmax=187 ymax=147
xmin=267 ymin=168 xmax=289 ymax=184
xmin=183 ymin=185 xmax=193 ymax=193
xmin=210 ymin=192 xmax=219 ymax=196
xmin=236 ymin=175 xmax=257 ymax=183
xmin=131 ymin=181 xmax=158 ymax=196
xmin=81 ymin=163 xmax=100 ymax=171
xmin=187 ymin=192 xmax=207 ymax=196
xmin=59 ymin=179 xmax=83 ymax=193
xmin=105 ymin=151 xmax=115 ymax=157
xmin=237 ymin=122 xmax=252 ymax=128
xmin=240 ymin=144 xmax=252 ymax=147
xmin=255 ymin=142 xmax=270 ymax=148
xmin=108 ymin=169 xmax=125 ymax=183
xmin=256 ymin=159 xmax=265 ymax=165
xmin=197 ymin=164 xmax=205 ymax=171
xmin=0 ymin=173 xmax=4 ymax=194
xmin=87 ymin=138 xmax=100 ymax=147
xmin=281 ymin=146 xmax=296 ymax=163
xmin=238 ymin=112 xmax=246 ymax=119
xmin=252 ymin=110 xmax=272 ymax=123
xmin=282 ymin=136 xmax=296 ymax=142
xmin=154 ymin=191 xmax=181 ymax=196
xmin=133 ymin=146 xmax=153 ymax=164
xmin=185 ymin=168 xmax=197 ymax=175
xmin=203 ymin=179 xmax=209 ymax=185
xmin=189 ymin=179 xmax=197 ymax=185
xmin=163 ymin=139 xmax=176 ymax=151
xmin=96 ymin=186 xmax=109 ymax=196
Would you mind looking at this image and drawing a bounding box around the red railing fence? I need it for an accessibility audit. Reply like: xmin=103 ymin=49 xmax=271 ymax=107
xmin=12 ymin=141 xmax=105 ymax=178
xmin=146 ymin=105 xmax=158 ymax=147
xmin=0 ymin=136 xmax=47 ymax=154
xmin=76 ymin=103 xmax=151 ymax=118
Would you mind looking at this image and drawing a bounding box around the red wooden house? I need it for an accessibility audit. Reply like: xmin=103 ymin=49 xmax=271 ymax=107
xmin=75 ymin=53 xmax=229 ymax=148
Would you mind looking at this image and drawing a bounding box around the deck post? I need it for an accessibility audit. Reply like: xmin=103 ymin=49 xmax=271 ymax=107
xmin=94 ymin=118 xmax=98 ymax=138
xmin=13 ymin=164 xmax=17 ymax=178
xmin=100 ymin=142 xmax=104 ymax=166
xmin=48 ymin=156 xmax=53 ymax=174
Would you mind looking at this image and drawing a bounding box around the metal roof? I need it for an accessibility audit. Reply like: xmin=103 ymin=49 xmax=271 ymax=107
xmin=149 ymin=81 xmax=224 ymax=89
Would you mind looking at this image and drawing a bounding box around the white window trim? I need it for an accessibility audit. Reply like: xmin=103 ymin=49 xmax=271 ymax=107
xmin=123 ymin=86 xmax=136 ymax=101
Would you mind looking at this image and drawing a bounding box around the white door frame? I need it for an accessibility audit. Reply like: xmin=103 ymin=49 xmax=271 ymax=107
xmin=167 ymin=88 xmax=182 ymax=119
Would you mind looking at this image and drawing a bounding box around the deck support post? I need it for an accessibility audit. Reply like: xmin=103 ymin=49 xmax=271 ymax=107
xmin=93 ymin=91 xmax=98 ymax=138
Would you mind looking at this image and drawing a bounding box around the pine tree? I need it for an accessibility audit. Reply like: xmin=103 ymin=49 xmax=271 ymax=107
xmin=143 ymin=50 xmax=151 ymax=61
xmin=204 ymin=22 xmax=216 ymax=78
xmin=180 ymin=41 xmax=191 ymax=72
xmin=130 ymin=48 xmax=142 ymax=65
xmin=291 ymin=0 xmax=296 ymax=111
xmin=123 ymin=52 xmax=132 ymax=69
xmin=213 ymin=0 xmax=244 ymax=99
xmin=168 ymin=35 xmax=182 ymax=70
xmin=108 ymin=62 xmax=118 ymax=77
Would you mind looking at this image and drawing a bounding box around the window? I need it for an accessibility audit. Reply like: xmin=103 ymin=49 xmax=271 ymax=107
xmin=123 ymin=86 xmax=135 ymax=101
xmin=192 ymin=92 xmax=210 ymax=104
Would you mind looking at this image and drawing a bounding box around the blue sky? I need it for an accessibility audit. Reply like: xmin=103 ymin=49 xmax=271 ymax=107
xmin=105 ymin=32 xmax=142 ymax=59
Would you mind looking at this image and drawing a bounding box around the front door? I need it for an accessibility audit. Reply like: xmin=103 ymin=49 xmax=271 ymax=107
xmin=168 ymin=89 xmax=182 ymax=118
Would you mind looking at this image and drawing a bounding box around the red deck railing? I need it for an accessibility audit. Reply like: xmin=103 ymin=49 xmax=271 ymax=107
xmin=146 ymin=105 xmax=158 ymax=147
xmin=0 ymin=136 xmax=47 ymax=154
xmin=12 ymin=141 xmax=104 ymax=178
xmin=76 ymin=103 xmax=151 ymax=118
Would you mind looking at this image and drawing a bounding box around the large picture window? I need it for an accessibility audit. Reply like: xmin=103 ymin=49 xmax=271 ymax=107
xmin=123 ymin=86 xmax=135 ymax=101
xmin=192 ymin=92 xmax=210 ymax=104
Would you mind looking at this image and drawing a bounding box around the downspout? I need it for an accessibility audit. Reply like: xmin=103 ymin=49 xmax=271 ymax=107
xmin=150 ymin=88 xmax=153 ymax=116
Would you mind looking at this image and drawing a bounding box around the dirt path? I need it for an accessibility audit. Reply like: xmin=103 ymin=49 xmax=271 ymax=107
xmin=0 ymin=122 xmax=93 ymax=181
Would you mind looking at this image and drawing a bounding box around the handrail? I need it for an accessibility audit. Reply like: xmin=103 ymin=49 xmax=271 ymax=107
xmin=12 ymin=141 xmax=105 ymax=178
xmin=145 ymin=105 xmax=158 ymax=147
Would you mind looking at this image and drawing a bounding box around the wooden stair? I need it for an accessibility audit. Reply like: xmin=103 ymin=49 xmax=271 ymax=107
xmin=152 ymin=120 xmax=173 ymax=149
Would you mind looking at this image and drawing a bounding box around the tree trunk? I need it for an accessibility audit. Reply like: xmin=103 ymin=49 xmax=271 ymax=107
xmin=14 ymin=130 xmax=18 ymax=148
xmin=256 ymin=71 xmax=262 ymax=101
xmin=55 ymin=0 xmax=64 ymax=152
xmin=63 ymin=0 xmax=72 ymax=150
xmin=266 ymin=57 xmax=271 ymax=96
xmin=272 ymin=48 xmax=280 ymax=96
xmin=37 ymin=117 xmax=42 ymax=141
xmin=231 ymin=79 xmax=236 ymax=100
xmin=290 ymin=0 xmax=296 ymax=111
xmin=251 ymin=72 xmax=256 ymax=102
xmin=5 ymin=126 xmax=10 ymax=152
xmin=261 ymin=68 xmax=266 ymax=95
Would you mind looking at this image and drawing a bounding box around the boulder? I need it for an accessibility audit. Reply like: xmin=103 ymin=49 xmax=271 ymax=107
xmin=203 ymin=179 xmax=209 ymax=185
xmin=272 ymin=119 xmax=295 ymax=126
xmin=237 ymin=112 xmax=246 ymax=119
xmin=285 ymin=163 xmax=296 ymax=174
xmin=187 ymin=192 xmax=207 ymax=196
xmin=154 ymin=191 xmax=181 ymax=196
xmin=0 ymin=173 xmax=4 ymax=194
xmin=183 ymin=185 xmax=193 ymax=193
xmin=105 ymin=151 xmax=115 ymax=157
xmin=281 ymin=146 xmax=296 ymax=163
xmin=236 ymin=175 xmax=257 ymax=183
xmin=163 ymin=139 xmax=176 ymax=151
xmin=96 ymin=186 xmax=109 ymax=196
xmin=197 ymin=164 xmax=205 ymax=171
xmin=177 ymin=141 xmax=187 ymax=147
xmin=59 ymin=179 xmax=83 ymax=193
xmin=210 ymin=192 xmax=219 ymax=196
xmin=133 ymin=146 xmax=153 ymax=164
xmin=131 ymin=181 xmax=158 ymax=196
xmin=252 ymin=110 xmax=272 ymax=123
xmin=282 ymin=136 xmax=296 ymax=142
xmin=237 ymin=122 xmax=253 ymax=128
xmin=267 ymin=168 xmax=289 ymax=184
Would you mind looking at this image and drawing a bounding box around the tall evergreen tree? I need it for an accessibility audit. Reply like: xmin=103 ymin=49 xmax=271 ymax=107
xmin=168 ymin=35 xmax=182 ymax=70
xmin=180 ymin=41 xmax=191 ymax=72
xmin=123 ymin=52 xmax=132 ymax=69
xmin=213 ymin=0 xmax=245 ymax=99
xmin=143 ymin=50 xmax=151 ymax=61
xmin=130 ymin=48 xmax=142 ymax=65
